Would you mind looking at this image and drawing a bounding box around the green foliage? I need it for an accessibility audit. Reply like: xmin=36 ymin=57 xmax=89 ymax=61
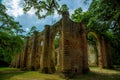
xmin=0 ymin=32 xmax=24 ymax=63
xmin=71 ymin=7 xmax=83 ymax=22
xmin=27 ymin=26 xmax=37 ymax=36
xmin=59 ymin=4 xmax=69 ymax=14
xmin=71 ymin=8 xmax=92 ymax=26
xmin=72 ymin=0 xmax=120 ymax=34
xmin=87 ymin=33 xmax=96 ymax=46
xmin=55 ymin=36 xmax=59 ymax=49
xmin=0 ymin=3 xmax=25 ymax=64
xmin=24 ymin=0 xmax=60 ymax=19
xmin=23 ymin=0 xmax=70 ymax=19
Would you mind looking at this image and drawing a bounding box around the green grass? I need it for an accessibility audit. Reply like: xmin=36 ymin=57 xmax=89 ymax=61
xmin=0 ymin=67 xmax=120 ymax=80
xmin=72 ymin=67 xmax=120 ymax=80
xmin=0 ymin=67 xmax=64 ymax=80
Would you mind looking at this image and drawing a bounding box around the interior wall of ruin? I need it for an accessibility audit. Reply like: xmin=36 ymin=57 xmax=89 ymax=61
xmin=88 ymin=42 xmax=98 ymax=66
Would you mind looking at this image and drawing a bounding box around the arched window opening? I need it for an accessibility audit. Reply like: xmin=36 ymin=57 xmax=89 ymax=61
xmin=54 ymin=32 xmax=60 ymax=71
xmin=87 ymin=32 xmax=98 ymax=67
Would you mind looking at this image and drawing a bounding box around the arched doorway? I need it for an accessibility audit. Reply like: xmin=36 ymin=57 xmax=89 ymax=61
xmin=87 ymin=32 xmax=98 ymax=66
xmin=87 ymin=32 xmax=102 ymax=67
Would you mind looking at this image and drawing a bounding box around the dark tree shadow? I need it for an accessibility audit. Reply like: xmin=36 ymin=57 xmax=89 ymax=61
xmin=0 ymin=68 xmax=25 ymax=80
xmin=70 ymin=69 xmax=120 ymax=80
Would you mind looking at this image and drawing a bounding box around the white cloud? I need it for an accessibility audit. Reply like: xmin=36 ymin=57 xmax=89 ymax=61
xmin=53 ymin=10 xmax=60 ymax=19
xmin=25 ymin=28 xmax=30 ymax=32
xmin=2 ymin=0 xmax=91 ymax=33
xmin=2 ymin=0 xmax=24 ymax=17
xmin=27 ymin=7 xmax=36 ymax=15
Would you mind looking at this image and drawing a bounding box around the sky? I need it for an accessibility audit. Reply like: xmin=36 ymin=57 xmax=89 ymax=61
xmin=1 ymin=0 xmax=91 ymax=33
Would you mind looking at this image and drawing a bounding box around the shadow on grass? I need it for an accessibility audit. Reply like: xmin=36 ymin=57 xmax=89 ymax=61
xmin=0 ymin=67 xmax=25 ymax=80
xmin=70 ymin=69 xmax=120 ymax=80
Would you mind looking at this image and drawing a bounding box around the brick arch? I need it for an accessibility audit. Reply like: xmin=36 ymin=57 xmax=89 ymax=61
xmin=87 ymin=32 xmax=112 ymax=68
xmin=87 ymin=32 xmax=103 ymax=67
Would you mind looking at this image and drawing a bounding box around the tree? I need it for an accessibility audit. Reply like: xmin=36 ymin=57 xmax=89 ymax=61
xmin=0 ymin=3 xmax=24 ymax=64
xmin=0 ymin=32 xmax=24 ymax=63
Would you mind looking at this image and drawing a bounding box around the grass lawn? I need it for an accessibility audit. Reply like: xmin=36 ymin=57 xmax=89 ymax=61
xmin=0 ymin=67 xmax=120 ymax=80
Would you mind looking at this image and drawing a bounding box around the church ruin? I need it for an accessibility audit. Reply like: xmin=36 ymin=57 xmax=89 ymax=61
xmin=10 ymin=11 xmax=112 ymax=76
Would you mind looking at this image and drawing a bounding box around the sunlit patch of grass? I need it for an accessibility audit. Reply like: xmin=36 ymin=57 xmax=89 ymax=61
xmin=71 ymin=67 xmax=120 ymax=80
xmin=0 ymin=67 xmax=18 ymax=71
xmin=0 ymin=67 xmax=64 ymax=80
xmin=90 ymin=67 xmax=120 ymax=74
xmin=9 ymin=71 xmax=65 ymax=80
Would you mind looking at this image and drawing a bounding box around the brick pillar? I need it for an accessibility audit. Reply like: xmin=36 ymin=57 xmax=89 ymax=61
xmin=96 ymin=35 xmax=103 ymax=68
xmin=36 ymin=38 xmax=41 ymax=70
xmin=101 ymin=38 xmax=113 ymax=68
xmin=105 ymin=41 xmax=113 ymax=68
xmin=34 ymin=31 xmax=40 ymax=70
xmin=40 ymin=25 xmax=54 ymax=73
xmin=81 ymin=24 xmax=89 ymax=73
xmin=31 ymin=31 xmax=40 ymax=70
xmin=20 ymin=49 xmax=24 ymax=69
xmin=49 ymin=35 xmax=56 ymax=72
xmin=101 ymin=37 xmax=107 ymax=68
xmin=23 ymin=37 xmax=29 ymax=69
xmin=26 ymin=39 xmax=32 ymax=70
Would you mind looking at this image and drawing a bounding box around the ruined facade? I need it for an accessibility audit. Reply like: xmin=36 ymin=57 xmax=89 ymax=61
xmin=11 ymin=11 xmax=112 ymax=75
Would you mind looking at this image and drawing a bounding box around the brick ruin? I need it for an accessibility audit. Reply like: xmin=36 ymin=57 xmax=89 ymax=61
xmin=10 ymin=11 xmax=112 ymax=75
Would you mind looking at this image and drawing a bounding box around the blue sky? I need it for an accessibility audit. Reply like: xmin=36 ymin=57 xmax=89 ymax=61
xmin=1 ymin=0 xmax=91 ymax=33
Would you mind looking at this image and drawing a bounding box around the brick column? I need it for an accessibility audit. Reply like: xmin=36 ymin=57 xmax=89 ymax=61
xmin=31 ymin=31 xmax=40 ymax=70
xmin=81 ymin=24 xmax=89 ymax=73
xmin=40 ymin=25 xmax=54 ymax=73
xmin=61 ymin=11 xmax=71 ymax=74
xmin=23 ymin=37 xmax=29 ymax=69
